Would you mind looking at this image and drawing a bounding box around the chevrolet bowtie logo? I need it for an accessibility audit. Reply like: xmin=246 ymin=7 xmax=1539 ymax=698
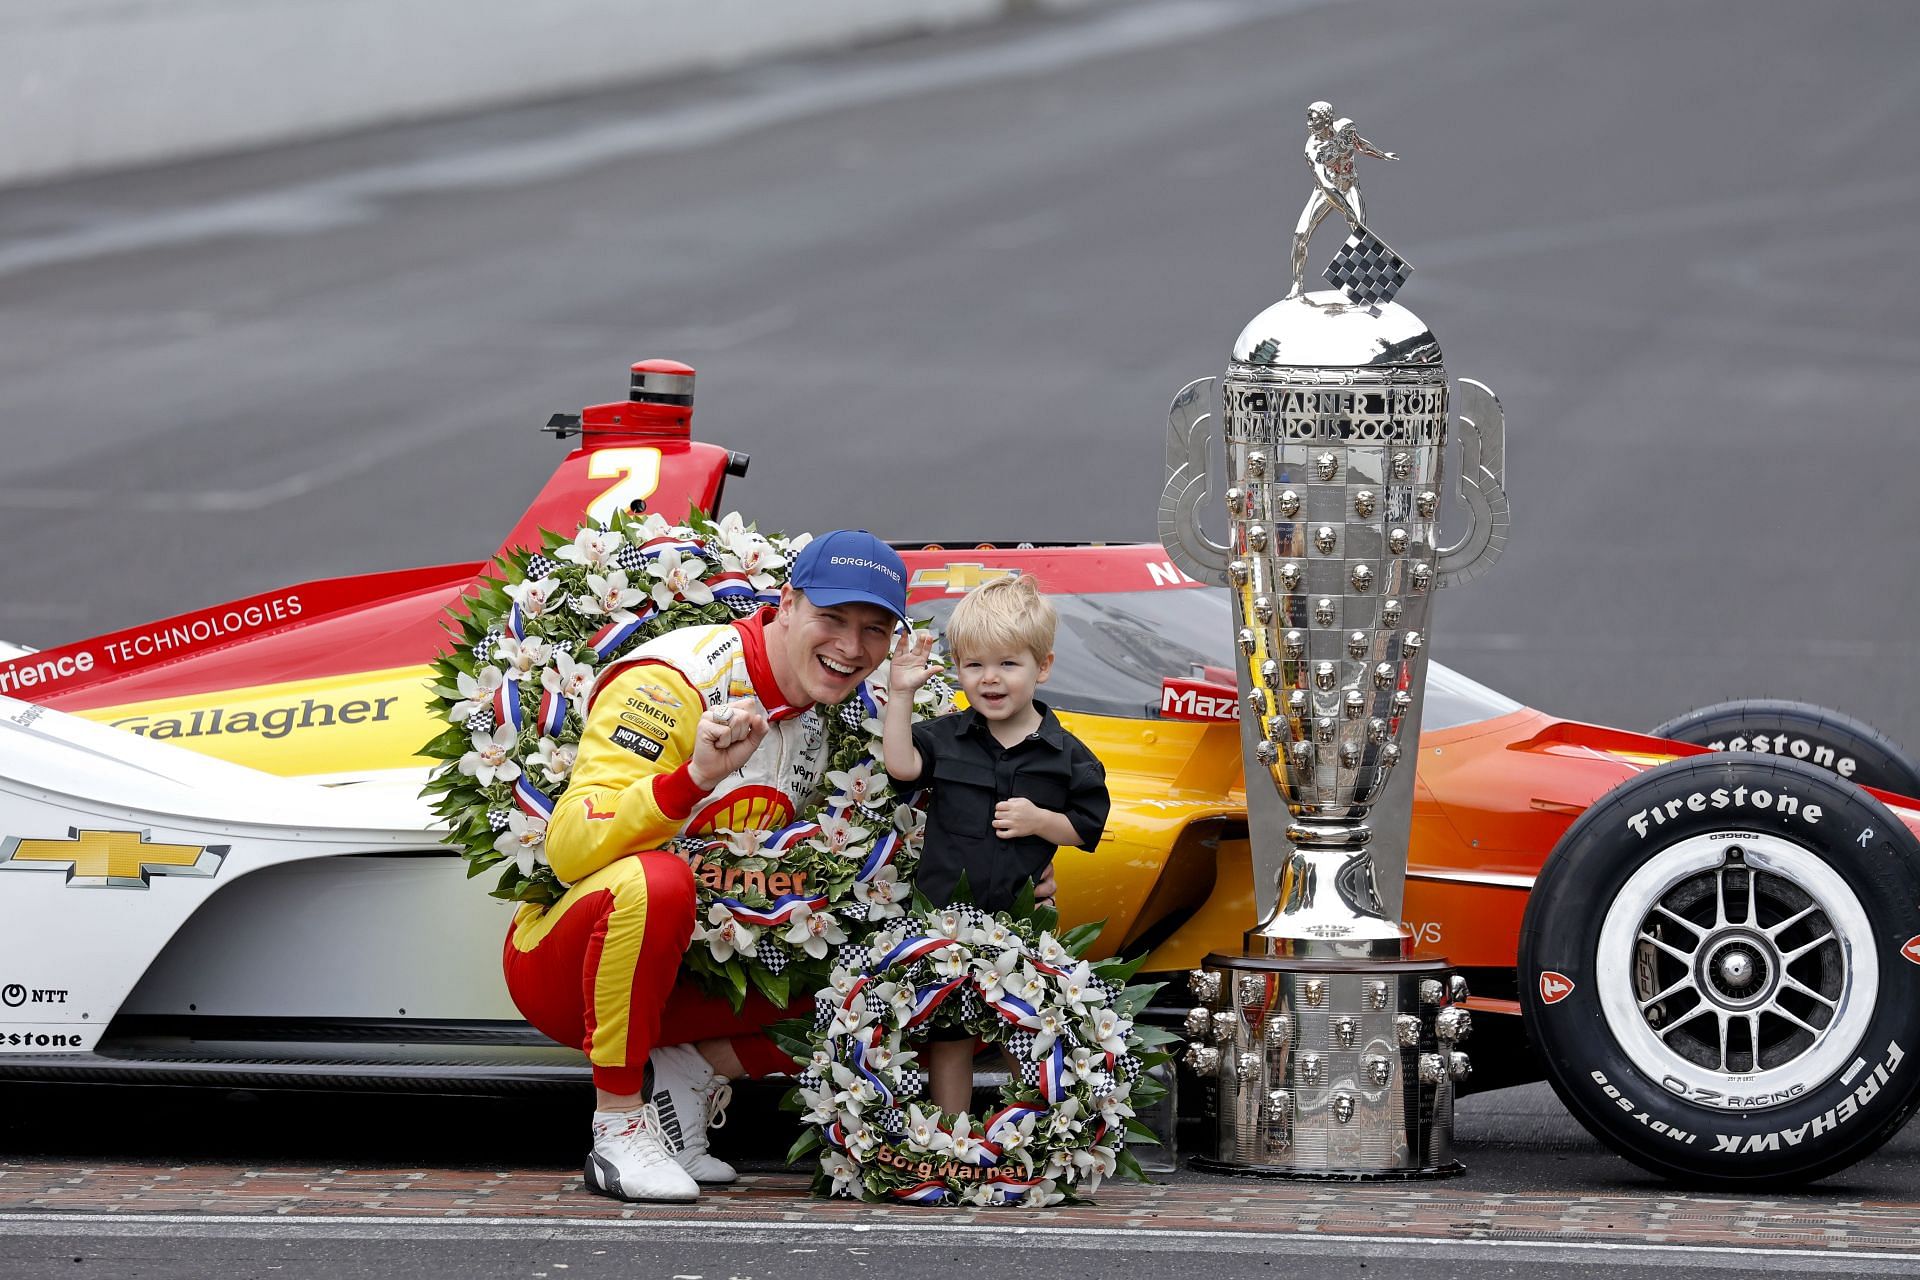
xmin=0 ymin=829 xmax=226 ymax=889
xmin=908 ymin=563 xmax=1020 ymax=594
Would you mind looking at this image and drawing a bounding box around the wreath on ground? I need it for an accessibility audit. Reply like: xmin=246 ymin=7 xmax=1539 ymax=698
xmin=420 ymin=508 xmax=951 ymax=1009
xmin=778 ymin=899 xmax=1174 ymax=1206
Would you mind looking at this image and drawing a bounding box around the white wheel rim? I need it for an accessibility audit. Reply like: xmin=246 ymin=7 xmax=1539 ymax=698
xmin=1595 ymin=831 xmax=1880 ymax=1110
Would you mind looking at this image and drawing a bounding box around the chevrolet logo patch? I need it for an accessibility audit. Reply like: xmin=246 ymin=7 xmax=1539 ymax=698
xmin=908 ymin=563 xmax=1020 ymax=594
xmin=0 ymin=829 xmax=226 ymax=889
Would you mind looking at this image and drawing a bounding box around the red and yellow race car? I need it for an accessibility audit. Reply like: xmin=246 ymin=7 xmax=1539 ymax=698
xmin=3 ymin=360 xmax=1916 ymax=1187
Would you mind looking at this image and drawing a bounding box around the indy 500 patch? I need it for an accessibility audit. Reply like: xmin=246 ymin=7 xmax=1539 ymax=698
xmin=611 ymin=726 xmax=665 ymax=761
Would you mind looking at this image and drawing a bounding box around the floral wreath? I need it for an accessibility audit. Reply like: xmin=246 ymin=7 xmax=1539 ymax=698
xmin=780 ymin=902 xmax=1173 ymax=1206
xmin=421 ymin=508 xmax=950 ymax=1009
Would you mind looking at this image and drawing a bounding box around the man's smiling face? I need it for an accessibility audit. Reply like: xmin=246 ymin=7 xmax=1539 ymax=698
xmin=770 ymin=587 xmax=895 ymax=707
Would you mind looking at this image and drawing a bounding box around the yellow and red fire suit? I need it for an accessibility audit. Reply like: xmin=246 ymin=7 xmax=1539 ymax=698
xmin=503 ymin=607 xmax=825 ymax=1092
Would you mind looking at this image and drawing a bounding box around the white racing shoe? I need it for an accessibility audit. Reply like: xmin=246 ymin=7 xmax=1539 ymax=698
xmin=647 ymin=1043 xmax=739 ymax=1184
xmin=584 ymin=1104 xmax=699 ymax=1203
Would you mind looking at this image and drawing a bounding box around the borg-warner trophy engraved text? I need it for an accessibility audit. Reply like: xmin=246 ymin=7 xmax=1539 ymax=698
xmin=1161 ymin=106 xmax=1509 ymax=1177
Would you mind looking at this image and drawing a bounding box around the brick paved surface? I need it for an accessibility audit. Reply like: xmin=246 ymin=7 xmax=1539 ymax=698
xmin=4 ymin=1160 xmax=1918 ymax=1254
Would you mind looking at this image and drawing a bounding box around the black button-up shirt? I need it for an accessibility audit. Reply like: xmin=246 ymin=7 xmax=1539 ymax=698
xmin=909 ymin=700 xmax=1110 ymax=912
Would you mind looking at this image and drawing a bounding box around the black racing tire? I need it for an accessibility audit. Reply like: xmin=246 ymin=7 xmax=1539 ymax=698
xmin=1651 ymin=699 xmax=1920 ymax=800
xmin=1518 ymin=754 xmax=1920 ymax=1187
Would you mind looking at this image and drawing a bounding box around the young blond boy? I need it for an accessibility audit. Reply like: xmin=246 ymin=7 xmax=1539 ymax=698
xmin=882 ymin=574 xmax=1110 ymax=1115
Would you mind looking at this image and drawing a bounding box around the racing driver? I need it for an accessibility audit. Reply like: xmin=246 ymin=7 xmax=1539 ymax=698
xmin=504 ymin=529 xmax=909 ymax=1202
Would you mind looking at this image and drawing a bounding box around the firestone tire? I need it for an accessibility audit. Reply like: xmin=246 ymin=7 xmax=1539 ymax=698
xmin=1519 ymin=754 xmax=1920 ymax=1186
xmin=1652 ymin=699 xmax=1920 ymax=800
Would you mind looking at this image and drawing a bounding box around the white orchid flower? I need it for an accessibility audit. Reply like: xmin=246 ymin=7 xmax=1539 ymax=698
xmin=852 ymin=865 xmax=905 ymax=919
xmin=864 ymin=1041 xmax=895 ymax=1074
xmin=1071 ymin=1141 xmax=1119 ymax=1191
xmin=824 ymin=761 xmax=889 ymax=809
xmin=448 ymin=665 xmax=505 ymax=721
xmin=1046 ymin=1097 xmax=1083 ymax=1139
xmin=1011 ymin=965 xmax=1049 ymax=1006
xmin=798 ymin=1086 xmax=839 ymax=1125
xmin=932 ymin=909 xmax=967 ymax=941
xmin=1030 ymin=1007 xmax=1071 ymax=1060
xmin=893 ymin=804 xmax=927 ymax=838
xmin=783 ymin=902 xmax=848 ymax=959
xmin=813 ymin=812 xmax=869 ymax=855
xmin=829 ymin=1061 xmax=879 ymax=1109
xmin=828 ymin=967 xmax=861 ymax=998
xmin=972 ymin=949 xmax=1022 ymax=1003
xmin=491 ymin=812 xmax=548 ymax=877
xmin=625 ymin=513 xmax=673 ymax=543
xmin=494 ymin=635 xmax=551 ymax=683
xmin=556 ymin=528 xmax=623 ymax=572
xmin=1070 ymin=1045 xmax=1099 ymax=1081
xmin=1097 ymin=1087 xmax=1136 ymax=1128
xmin=730 ymin=533 xmax=787 ymax=591
xmin=712 ymin=511 xmax=749 ymax=546
xmin=808 ymin=1045 xmax=836 ymax=1073
xmin=820 ymin=1150 xmax=861 ymax=1197
xmin=1036 ymin=932 xmax=1070 ymax=967
xmin=994 ymin=1111 xmax=1038 ymax=1161
xmin=842 ymin=1116 xmax=878 ymax=1158
xmin=457 ymin=724 xmax=522 ymax=786
xmin=826 ymin=998 xmax=878 ymax=1040
xmin=947 ymin=1112 xmax=987 ymax=1165
xmin=505 ymin=575 xmax=560 ymax=619
xmin=702 ymin=903 xmax=759 ymax=963
xmin=932 ymin=947 xmax=974 ymax=982
xmin=1091 ymin=1007 xmax=1131 ymax=1057
xmin=1058 ymin=961 xmax=1107 ymax=1016
xmin=647 ymin=548 xmax=714 ymax=611
xmin=574 ymin=570 xmax=647 ymax=624
xmin=1028 ymin=1179 xmax=1067 ymax=1208
xmin=962 ymin=1183 xmax=1003 ymax=1208
xmin=977 ymin=919 xmax=1016 ymax=951
xmin=526 ymin=736 xmax=577 ymax=786
xmin=541 ymin=651 xmax=596 ymax=714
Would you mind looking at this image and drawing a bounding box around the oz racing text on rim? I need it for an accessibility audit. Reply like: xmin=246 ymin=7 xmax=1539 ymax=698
xmin=1597 ymin=831 xmax=1877 ymax=1110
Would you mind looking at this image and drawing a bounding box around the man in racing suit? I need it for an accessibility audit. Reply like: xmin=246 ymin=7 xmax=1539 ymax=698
xmin=503 ymin=530 xmax=909 ymax=1203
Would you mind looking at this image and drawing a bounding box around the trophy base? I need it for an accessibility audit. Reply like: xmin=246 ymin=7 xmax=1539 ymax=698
xmin=1182 ymin=953 xmax=1471 ymax=1179
xmin=1187 ymin=1155 xmax=1465 ymax=1181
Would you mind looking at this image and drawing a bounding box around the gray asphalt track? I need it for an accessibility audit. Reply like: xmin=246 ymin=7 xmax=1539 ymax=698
xmin=1 ymin=0 xmax=1917 ymax=748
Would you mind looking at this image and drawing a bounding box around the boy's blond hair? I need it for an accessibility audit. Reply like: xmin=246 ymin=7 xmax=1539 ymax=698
xmin=945 ymin=574 xmax=1055 ymax=664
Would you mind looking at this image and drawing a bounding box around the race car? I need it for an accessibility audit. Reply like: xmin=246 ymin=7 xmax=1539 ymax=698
xmin=2 ymin=360 xmax=1917 ymax=1189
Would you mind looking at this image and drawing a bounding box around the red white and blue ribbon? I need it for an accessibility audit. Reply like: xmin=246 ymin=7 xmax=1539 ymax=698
xmin=715 ymin=892 xmax=829 ymax=930
xmin=707 ymin=571 xmax=760 ymax=608
xmin=505 ymin=601 xmax=527 ymax=641
xmin=984 ymin=991 xmax=1044 ymax=1031
xmin=886 ymin=1181 xmax=949 ymax=1205
xmin=981 ymin=1100 xmax=1047 ymax=1156
xmin=847 ymin=1036 xmax=895 ymax=1105
xmin=637 ymin=535 xmax=706 ymax=562
xmin=874 ymin=935 xmax=955 ymax=970
xmin=759 ymin=821 xmax=820 ymax=856
xmin=983 ymin=1175 xmax=1044 ymax=1203
xmin=514 ymin=774 xmax=555 ymax=821
xmin=492 ymin=681 xmax=526 ymax=734
xmin=1039 ymin=1039 xmax=1070 ymax=1104
xmin=536 ymin=686 xmax=569 ymax=737
xmin=587 ymin=613 xmax=650 ymax=661
xmin=855 ymin=829 xmax=905 ymax=883
xmin=901 ymin=978 xmax=966 ymax=1031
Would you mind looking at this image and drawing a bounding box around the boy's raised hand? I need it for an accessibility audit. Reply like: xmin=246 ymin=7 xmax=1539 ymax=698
xmin=887 ymin=627 xmax=939 ymax=695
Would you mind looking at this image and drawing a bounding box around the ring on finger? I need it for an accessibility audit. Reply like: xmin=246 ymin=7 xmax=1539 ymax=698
xmin=710 ymin=706 xmax=735 ymax=725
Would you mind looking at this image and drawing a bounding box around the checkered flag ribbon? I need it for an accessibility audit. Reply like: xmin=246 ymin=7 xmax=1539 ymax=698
xmin=758 ymin=943 xmax=789 ymax=976
xmin=894 ymin=1065 xmax=927 ymax=1099
xmin=1324 ymin=226 xmax=1412 ymax=307
xmin=615 ymin=544 xmax=648 ymax=575
xmin=465 ymin=706 xmax=497 ymax=734
xmin=524 ymin=554 xmax=562 ymax=582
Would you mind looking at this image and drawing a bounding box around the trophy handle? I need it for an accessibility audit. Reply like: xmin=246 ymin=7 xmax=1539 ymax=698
xmin=1434 ymin=377 xmax=1510 ymax=588
xmin=1160 ymin=376 xmax=1232 ymax=586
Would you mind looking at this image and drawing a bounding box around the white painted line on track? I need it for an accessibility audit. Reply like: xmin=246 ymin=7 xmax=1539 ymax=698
xmin=1 ymin=1211 xmax=1916 ymax=1271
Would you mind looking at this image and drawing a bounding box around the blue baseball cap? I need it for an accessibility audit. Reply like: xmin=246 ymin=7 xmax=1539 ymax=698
xmin=789 ymin=529 xmax=909 ymax=621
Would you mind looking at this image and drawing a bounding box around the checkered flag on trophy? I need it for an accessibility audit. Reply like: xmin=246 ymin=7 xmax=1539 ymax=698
xmin=1325 ymin=226 xmax=1412 ymax=307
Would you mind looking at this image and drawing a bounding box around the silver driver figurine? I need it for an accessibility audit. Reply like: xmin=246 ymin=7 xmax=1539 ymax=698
xmin=1287 ymin=101 xmax=1398 ymax=298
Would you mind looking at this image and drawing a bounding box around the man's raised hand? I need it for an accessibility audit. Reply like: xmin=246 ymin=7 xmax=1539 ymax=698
xmin=688 ymin=701 xmax=770 ymax=791
xmin=887 ymin=627 xmax=939 ymax=695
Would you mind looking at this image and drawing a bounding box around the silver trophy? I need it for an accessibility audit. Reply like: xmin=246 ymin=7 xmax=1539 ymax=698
xmin=1160 ymin=103 xmax=1508 ymax=1178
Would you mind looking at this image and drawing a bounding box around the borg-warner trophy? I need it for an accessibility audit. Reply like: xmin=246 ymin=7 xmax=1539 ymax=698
xmin=1160 ymin=103 xmax=1509 ymax=1178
